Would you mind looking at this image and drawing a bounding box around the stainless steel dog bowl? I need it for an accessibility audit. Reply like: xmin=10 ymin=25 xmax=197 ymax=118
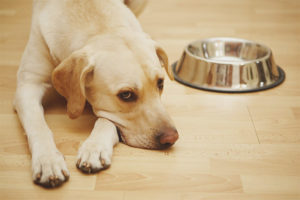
xmin=172 ymin=38 xmax=285 ymax=93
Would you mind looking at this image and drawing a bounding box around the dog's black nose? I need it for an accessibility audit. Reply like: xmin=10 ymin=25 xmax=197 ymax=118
xmin=158 ymin=127 xmax=179 ymax=147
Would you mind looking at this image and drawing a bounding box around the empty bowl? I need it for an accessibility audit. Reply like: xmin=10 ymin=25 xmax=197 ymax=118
xmin=172 ymin=37 xmax=285 ymax=93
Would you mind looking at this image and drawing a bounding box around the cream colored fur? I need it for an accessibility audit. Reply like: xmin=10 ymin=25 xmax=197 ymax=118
xmin=14 ymin=0 xmax=177 ymax=188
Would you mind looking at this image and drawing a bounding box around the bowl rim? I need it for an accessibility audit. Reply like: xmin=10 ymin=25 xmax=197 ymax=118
xmin=184 ymin=37 xmax=272 ymax=65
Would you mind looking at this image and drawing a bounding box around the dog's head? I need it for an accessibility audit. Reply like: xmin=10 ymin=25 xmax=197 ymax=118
xmin=52 ymin=34 xmax=178 ymax=149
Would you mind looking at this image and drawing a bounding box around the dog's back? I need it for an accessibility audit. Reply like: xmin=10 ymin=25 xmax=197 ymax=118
xmin=32 ymin=0 xmax=145 ymax=64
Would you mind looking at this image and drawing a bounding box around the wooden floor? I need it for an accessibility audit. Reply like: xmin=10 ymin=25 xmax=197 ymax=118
xmin=1 ymin=0 xmax=300 ymax=199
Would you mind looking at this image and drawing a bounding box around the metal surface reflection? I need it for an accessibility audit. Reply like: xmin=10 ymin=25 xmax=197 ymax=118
xmin=173 ymin=38 xmax=285 ymax=93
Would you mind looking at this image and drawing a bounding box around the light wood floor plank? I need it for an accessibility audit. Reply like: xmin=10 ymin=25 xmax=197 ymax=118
xmin=241 ymin=175 xmax=300 ymax=194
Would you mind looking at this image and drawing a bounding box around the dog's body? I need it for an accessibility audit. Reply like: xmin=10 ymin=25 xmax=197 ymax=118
xmin=15 ymin=0 xmax=178 ymax=187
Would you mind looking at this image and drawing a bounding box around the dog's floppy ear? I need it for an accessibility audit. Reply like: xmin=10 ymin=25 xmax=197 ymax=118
xmin=155 ymin=44 xmax=174 ymax=80
xmin=52 ymin=52 xmax=94 ymax=119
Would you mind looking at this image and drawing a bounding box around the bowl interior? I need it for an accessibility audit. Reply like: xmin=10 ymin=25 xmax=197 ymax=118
xmin=187 ymin=38 xmax=270 ymax=64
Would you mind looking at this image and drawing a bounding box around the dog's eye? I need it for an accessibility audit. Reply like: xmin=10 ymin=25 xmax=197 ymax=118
xmin=157 ymin=78 xmax=164 ymax=90
xmin=118 ymin=91 xmax=137 ymax=102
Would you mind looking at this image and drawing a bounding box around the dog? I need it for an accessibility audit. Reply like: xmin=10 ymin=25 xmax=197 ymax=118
xmin=14 ymin=0 xmax=178 ymax=188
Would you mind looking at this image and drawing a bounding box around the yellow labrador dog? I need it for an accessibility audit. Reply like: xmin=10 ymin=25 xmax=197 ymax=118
xmin=14 ymin=0 xmax=178 ymax=188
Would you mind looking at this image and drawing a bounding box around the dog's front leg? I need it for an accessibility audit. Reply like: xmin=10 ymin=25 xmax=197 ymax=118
xmin=76 ymin=118 xmax=119 ymax=173
xmin=15 ymin=84 xmax=70 ymax=187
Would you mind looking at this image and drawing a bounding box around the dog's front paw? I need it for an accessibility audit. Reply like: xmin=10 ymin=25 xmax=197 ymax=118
xmin=32 ymin=150 xmax=70 ymax=188
xmin=76 ymin=140 xmax=112 ymax=174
